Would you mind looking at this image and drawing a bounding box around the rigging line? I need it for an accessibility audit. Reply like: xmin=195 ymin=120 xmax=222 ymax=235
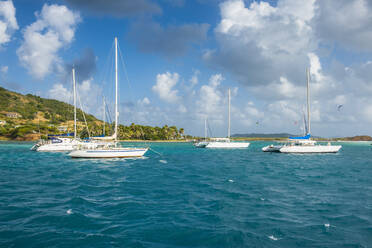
xmin=118 ymin=42 xmax=144 ymax=134
xmin=99 ymin=41 xmax=115 ymax=136
xmin=207 ymin=120 xmax=213 ymax=138
xmin=97 ymin=41 xmax=114 ymax=111
xmin=66 ymin=69 xmax=74 ymax=135
xmin=107 ymin=41 xmax=115 ymax=103
xmin=105 ymin=99 xmax=114 ymax=134
xmin=106 ymin=101 xmax=113 ymax=124
xmin=148 ymin=147 xmax=164 ymax=157
xmin=100 ymin=95 xmax=112 ymax=136
xmin=76 ymin=89 xmax=91 ymax=138
xmin=117 ymin=43 xmax=134 ymax=102
xmin=106 ymin=55 xmax=115 ymax=135
xmin=99 ymin=41 xmax=115 ymax=92
xmin=117 ymin=41 xmax=148 ymax=142
xmin=103 ymin=92 xmax=115 ymax=136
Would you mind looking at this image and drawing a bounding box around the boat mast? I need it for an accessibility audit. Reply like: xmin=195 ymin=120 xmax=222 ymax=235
xmin=228 ymin=88 xmax=231 ymax=139
xmin=114 ymin=37 xmax=118 ymax=143
xmin=306 ymin=68 xmax=310 ymax=135
xmin=204 ymin=118 xmax=207 ymax=140
xmin=303 ymin=113 xmax=307 ymax=136
xmin=103 ymin=97 xmax=105 ymax=136
xmin=72 ymin=67 xmax=77 ymax=140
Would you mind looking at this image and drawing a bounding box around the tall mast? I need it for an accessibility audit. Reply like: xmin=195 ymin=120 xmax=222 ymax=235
xmin=103 ymin=97 xmax=105 ymax=136
xmin=306 ymin=68 xmax=310 ymax=135
xmin=72 ymin=67 xmax=77 ymax=140
xmin=114 ymin=37 xmax=118 ymax=142
xmin=303 ymin=113 xmax=307 ymax=136
xmin=204 ymin=118 xmax=207 ymax=140
xmin=228 ymin=88 xmax=231 ymax=139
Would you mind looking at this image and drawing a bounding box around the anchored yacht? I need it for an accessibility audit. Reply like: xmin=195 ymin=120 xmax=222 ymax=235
xmin=31 ymin=68 xmax=101 ymax=152
xmin=205 ymin=89 xmax=249 ymax=148
xmin=69 ymin=37 xmax=148 ymax=158
xmin=263 ymin=69 xmax=341 ymax=153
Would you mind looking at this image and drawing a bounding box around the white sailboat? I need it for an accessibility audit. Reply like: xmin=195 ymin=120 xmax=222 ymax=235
xmin=194 ymin=118 xmax=209 ymax=148
xmin=31 ymin=68 xmax=100 ymax=152
xmin=68 ymin=37 xmax=148 ymax=158
xmin=275 ymin=69 xmax=341 ymax=153
xmin=206 ymin=89 xmax=250 ymax=148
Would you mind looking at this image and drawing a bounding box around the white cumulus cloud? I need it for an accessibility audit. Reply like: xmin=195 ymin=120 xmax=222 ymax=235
xmin=315 ymin=0 xmax=372 ymax=51
xmin=197 ymin=74 xmax=224 ymax=117
xmin=152 ymin=72 xmax=180 ymax=103
xmin=140 ymin=97 xmax=150 ymax=105
xmin=48 ymin=78 xmax=102 ymax=114
xmin=17 ymin=4 xmax=80 ymax=78
xmin=1 ymin=65 xmax=8 ymax=74
xmin=205 ymin=0 xmax=317 ymax=86
xmin=48 ymin=83 xmax=72 ymax=102
xmin=0 ymin=0 xmax=18 ymax=47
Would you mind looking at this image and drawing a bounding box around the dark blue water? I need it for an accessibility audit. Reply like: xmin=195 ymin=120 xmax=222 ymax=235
xmin=0 ymin=141 xmax=371 ymax=247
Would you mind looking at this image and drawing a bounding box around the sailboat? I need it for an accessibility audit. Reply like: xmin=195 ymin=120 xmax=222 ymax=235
xmin=205 ymin=89 xmax=250 ymax=148
xmin=263 ymin=68 xmax=341 ymax=153
xmin=31 ymin=68 xmax=100 ymax=152
xmin=68 ymin=37 xmax=148 ymax=158
xmin=194 ymin=118 xmax=209 ymax=148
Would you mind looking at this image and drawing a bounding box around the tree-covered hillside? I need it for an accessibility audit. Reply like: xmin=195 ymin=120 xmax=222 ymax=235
xmin=0 ymin=86 xmax=97 ymax=123
xmin=0 ymin=87 xmax=188 ymax=141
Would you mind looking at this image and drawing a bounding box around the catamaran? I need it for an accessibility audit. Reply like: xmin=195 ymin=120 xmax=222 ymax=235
xmin=31 ymin=68 xmax=101 ymax=152
xmin=68 ymin=37 xmax=148 ymax=158
xmin=263 ymin=68 xmax=341 ymax=153
xmin=205 ymin=89 xmax=250 ymax=148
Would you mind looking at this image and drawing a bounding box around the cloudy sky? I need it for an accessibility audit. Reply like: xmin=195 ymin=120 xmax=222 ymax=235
xmin=0 ymin=0 xmax=372 ymax=137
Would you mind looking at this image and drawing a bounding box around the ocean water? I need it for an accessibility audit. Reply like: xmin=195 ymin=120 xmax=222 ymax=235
xmin=0 ymin=141 xmax=371 ymax=247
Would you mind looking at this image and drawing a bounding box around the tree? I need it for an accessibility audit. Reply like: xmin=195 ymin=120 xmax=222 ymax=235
xmin=179 ymin=128 xmax=184 ymax=138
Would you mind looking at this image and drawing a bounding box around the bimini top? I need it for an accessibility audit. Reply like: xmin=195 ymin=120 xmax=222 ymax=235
xmin=289 ymin=134 xmax=310 ymax=140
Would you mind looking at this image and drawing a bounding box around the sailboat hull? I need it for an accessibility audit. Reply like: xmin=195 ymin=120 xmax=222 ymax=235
xmin=69 ymin=148 xmax=148 ymax=158
xmin=32 ymin=139 xmax=107 ymax=152
xmin=36 ymin=144 xmax=76 ymax=152
xmin=33 ymin=138 xmax=79 ymax=152
xmin=279 ymin=145 xmax=341 ymax=153
xmin=206 ymin=142 xmax=250 ymax=148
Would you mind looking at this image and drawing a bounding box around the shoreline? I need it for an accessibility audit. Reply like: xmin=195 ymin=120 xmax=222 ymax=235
xmin=1 ymin=137 xmax=371 ymax=143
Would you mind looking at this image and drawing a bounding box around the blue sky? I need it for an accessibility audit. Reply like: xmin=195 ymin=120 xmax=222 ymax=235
xmin=1 ymin=0 xmax=372 ymax=137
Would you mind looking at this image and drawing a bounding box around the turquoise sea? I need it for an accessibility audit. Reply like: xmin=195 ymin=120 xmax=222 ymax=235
xmin=0 ymin=141 xmax=371 ymax=247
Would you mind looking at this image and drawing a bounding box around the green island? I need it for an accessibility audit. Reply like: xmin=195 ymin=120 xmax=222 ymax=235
xmin=0 ymin=87 xmax=190 ymax=141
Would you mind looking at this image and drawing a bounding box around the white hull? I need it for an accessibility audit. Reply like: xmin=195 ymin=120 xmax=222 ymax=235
xmin=69 ymin=147 xmax=148 ymax=158
xmin=32 ymin=138 xmax=79 ymax=152
xmin=32 ymin=139 xmax=111 ymax=152
xmin=35 ymin=143 xmax=76 ymax=152
xmin=279 ymin=145 xmax=341 ymax=153
xmin=206 ymin=142 xmax=250 ymax=148
xmin=262 ymin=144 xmax=283 ymax=152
